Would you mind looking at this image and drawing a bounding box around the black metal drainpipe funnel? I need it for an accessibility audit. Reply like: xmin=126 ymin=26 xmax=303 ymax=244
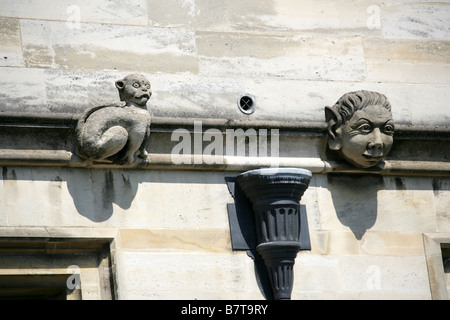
xmin=235 ymin=168 xmax=312 ymax=300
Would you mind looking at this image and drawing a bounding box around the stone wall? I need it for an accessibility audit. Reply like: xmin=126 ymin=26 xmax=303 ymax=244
xmin=0 ymin=0 xmax=449 ymax=124
xmin=1 ymin=167 xmax=449 ymax=299
xmin=0 ymin=0 xmax=449 ymax=300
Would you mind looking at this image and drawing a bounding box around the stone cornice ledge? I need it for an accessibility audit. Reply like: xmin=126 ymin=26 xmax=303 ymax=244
xmin=1 ymin=112 xmax=449 ymax=176
xmin=1 ymin=112 xmax=450 ymax=138
xmin=1 ymin=150 xmax=449 ymax=177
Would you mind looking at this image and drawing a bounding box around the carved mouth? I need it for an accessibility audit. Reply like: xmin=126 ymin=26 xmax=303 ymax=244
xmin=136 ymin=94 xmax=150 ymax=100
xmin=362 ymin=154 xmax=383 ymax=162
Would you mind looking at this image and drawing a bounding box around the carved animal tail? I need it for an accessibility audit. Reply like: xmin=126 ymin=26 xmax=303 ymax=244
xmin=75 ymin=105 xmax=115 ymax=160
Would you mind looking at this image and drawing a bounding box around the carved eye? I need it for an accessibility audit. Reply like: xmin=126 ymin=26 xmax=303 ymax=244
xmin=146 ymin=84 xmax=150 ymax=89
xmin=383 ymin=124 xmax=395 ymax=134
xmin=357 ymin=123 xmax=372 ymax=133
xmin=133 ymin=82 xmax=140 ymax=88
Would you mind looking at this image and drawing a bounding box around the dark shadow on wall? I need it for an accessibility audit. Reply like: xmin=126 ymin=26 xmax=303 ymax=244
xmin=66 ymin=169 xmax=140 ymax=222
xmin=327 ymin=174 xmax=385 ymax=240
xmin=2 ymin=166 xmax=227 ymax=224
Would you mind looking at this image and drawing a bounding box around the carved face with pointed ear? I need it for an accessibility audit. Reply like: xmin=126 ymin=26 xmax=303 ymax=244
xmin=115 ymin=73 xmax=152 ymax=107
xmin=325 ymin=91 xmax=395 ymax=168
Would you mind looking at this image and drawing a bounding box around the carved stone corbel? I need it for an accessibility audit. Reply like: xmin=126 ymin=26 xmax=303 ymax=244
xmin=325 ymin=90 xmax=395 ymax=168
xmin=75 ymin=74 xmax=152 ymax=165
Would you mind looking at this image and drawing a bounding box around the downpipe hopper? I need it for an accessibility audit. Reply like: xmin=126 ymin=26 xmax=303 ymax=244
xmin=230 ymin=168 xmax=312 ymax=300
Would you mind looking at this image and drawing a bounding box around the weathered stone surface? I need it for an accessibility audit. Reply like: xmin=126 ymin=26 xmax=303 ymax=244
xmin=310 ymin=231 xmax=360 ymax=255
xmin=0 ymin=0 xmax=148 ymax=25
xmin=20 ymin=20 xmax=198 ymax=73
xmin=146 ymin=0 xmax=383 ymax=35
xmin=196 ymin=32 xmax=366 ymax=81
xmin=377 ymin=178 xmax=437 ymax=233
xmin=0 ymin=17 xmax=23 ymax=67
xmin=381 ymin=2 xmax=450 ymax=39
xmin=0 ymin=67 xmax=47 ymax=111
xmin=360 ymin=232 xmax=424 ymax=256
xmin=119 ymin=228 xmax=231 ymax=253
xmin=293 ymin=254 xmax=341 ymax=293
xmin=2 ymin=167 xmax=232 ymax=229
xmin=365 ymin=38 xmax=450 ymax=84
xmin=121 ymin=251 xmax=260 ymax=299
xmin=1 ymin=65 xmax=449 ymax=128
xmin=43 ymin=69 xmax=121 ymax=113
xmin=338 ymin=255 xmax=430 ymax=294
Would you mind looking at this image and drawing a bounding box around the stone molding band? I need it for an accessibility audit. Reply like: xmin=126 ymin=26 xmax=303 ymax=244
xmin=1 ymin=150 xmax=449 ymax=177
xmin=1 ymin=112 xmax=450 ymax=138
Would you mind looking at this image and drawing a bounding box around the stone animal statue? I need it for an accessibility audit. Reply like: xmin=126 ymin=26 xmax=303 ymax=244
xmin=76 ymin=74 xmax=152 ymax=164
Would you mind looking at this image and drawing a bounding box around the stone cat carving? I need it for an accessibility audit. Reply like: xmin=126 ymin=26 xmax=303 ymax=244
xmin=76 ymin=74 xmax=152 ymax=164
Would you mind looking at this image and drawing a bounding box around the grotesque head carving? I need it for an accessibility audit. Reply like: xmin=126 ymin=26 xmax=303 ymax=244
xmin=115 ymin=73 xmax=152 ymax=108
xmin=325 ymin=90 xmax=395 ymax=168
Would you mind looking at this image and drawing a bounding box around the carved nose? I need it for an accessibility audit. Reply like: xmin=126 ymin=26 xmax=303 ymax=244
xmin=368 ymin=141 xmax=382 ymax=150
xmin=368 ymin=129 xmax=383 ymax=150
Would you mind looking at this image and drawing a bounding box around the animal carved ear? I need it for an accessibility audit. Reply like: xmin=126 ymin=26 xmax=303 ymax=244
xmin=115 ymin=80 xmax=125 ymax=90
xmin=325 ymin=106 xmax=342 ymax=150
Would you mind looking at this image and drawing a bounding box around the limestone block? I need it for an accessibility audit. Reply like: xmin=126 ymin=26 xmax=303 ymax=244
xmin=364 ymin=38 xmax=450 ymax=84
xmin=120 ymin=251 xmax=261 ymax=299
xmin=0 ymin=67 xmax=47 ymax=111
xmin=43 ymin=69 xmax=121 ymax=114
xmin=360 ymin=232 xmax=424 ymax=256
xmin=305 ymin=291 xmax=429 ymax=300
xmin=241 ymin=78 xmax=449 ymax=126
xmin=147 ymin=0 xmax=231 ymax=31
xmin=366 ymin=56 xmax=450 ymax=85
xmin=381 ymin=3 xmax=450 ymax=39
xmin=245 ymin=78 xmax=409 ymax=125
xmin=314 ymin=172 xmax=448 ymax=238
xmin=154 ymin=171 xmax=232 ymax=229
xmin=338 ymin=255 xmax=430 ymax=295
xmin=148 ymin=73 xmax=244 ymax=120
xmin=314 ymin=175 xmax=346 ymax=232
xmin=406 ymin=84 xmax=450 ymax=126
xmin=119 ymin=228 xmax=232 ymax=253
xmin=257 ymin=0 xmax=383 ymax=34
xmin=146 ymin=0 xmax=382 ymax=35
xmin=2 ymin=167 xmax=233 ymax=229
xmin=376 ymin=177 xmax=437 ymax=233
xmin=315 ymin=174 xmax=386 ymax=239
xmin=364 ymin=38 xmax=450 ymax=65
xmin=3 ymin=168 xmax=81 ymax=227
xmin=310 ymin=231 xmax=360 ymax=255
xmin=0 ymin=0 xmax=148 ymax=26
xmin=0 ymin=17 xmax=23 ymax=67
xmin=20 ymin=20 xmax=198 ymax=73
xmin=293 ymin=254 xmax=341 ymax=294
xmin=196 ymin=32 xmax=366 ymax=81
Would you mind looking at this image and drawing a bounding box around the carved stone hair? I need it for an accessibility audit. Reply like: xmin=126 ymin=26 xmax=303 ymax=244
xmin=325 ymin=90 xmax=392 ymax=127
